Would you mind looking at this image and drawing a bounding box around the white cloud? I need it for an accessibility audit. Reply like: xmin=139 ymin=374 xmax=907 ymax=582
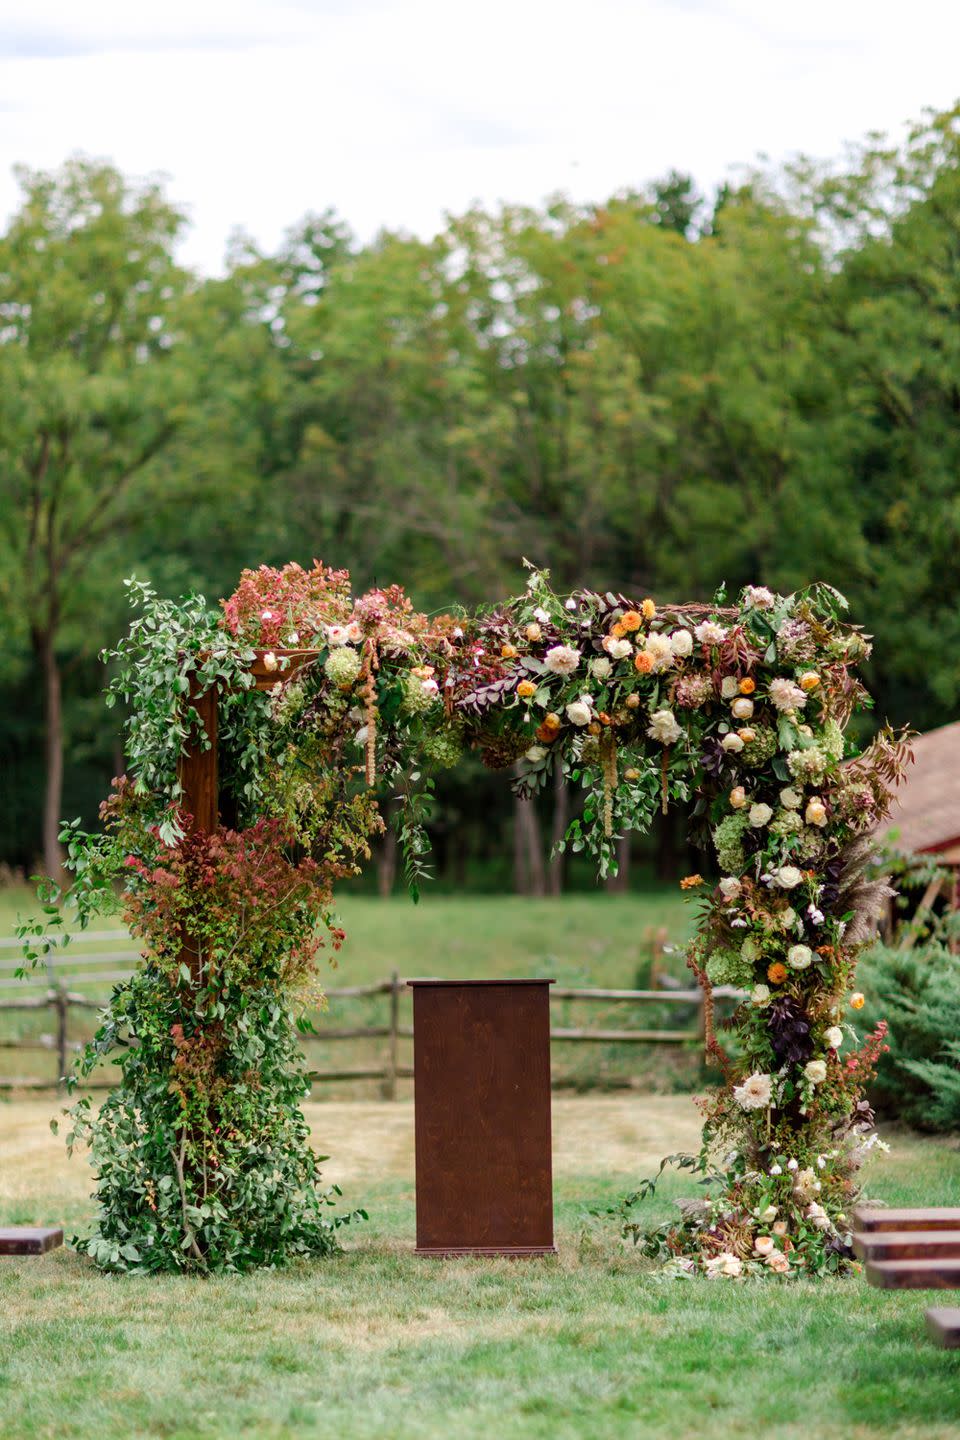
xmin=0 ymin=0 xmax=957 ymax=272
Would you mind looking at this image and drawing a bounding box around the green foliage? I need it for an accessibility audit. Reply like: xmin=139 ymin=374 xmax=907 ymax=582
xmin=859 ymin=923 xmax=960 ymax=1132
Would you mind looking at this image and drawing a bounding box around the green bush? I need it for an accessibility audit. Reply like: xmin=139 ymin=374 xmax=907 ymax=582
xmin=858 ymin=921 xmax=960 ymax=1132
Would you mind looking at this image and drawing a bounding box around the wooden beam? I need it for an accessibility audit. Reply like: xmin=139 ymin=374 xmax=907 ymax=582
xmin=866 ymin=1258 xmax=960 ymax=1290
xmin=854 ymin=1231 xmax=960 ymax=1262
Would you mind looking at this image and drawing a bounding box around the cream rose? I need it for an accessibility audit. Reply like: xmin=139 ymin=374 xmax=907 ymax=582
xmin=749 ymin=803 xmax=773 ymax=828
xmin=565 ymin=698 xmax=593 ymax=727
xmin=804 ymin=1059 xmax=828 ymax=1085
xmin=718 ymin=877 xmax=742 ymax=901
xmin=774 ymin=865 xmax=803 ymax=889
xmin=720 ymin=675 xmax=740 ymax=699
xmin=751 ymin=984 xmax=771 ymax=1008
xmin=544 ymin=644 xmax=581 ymax=675
xmin=695 ymin=621 xmax=728 ymax=646
xmin=805 ymin=797 xmax=828 ymax=828
xmin=824 ymin=1026 xmax=843 ymax=1050
xmin=731 ymin=697 xmax=755 ymax=720
xmin=722 ymin=733 xmax=745 ymax=754
xmin=602 ymin=636 xmax=633 ymax=661
xmin=788 ymin=944 xmax=813 ymax=970
xmin=780 ymin=787 xmax=802 ymax=810
xmin=754 ymin=1235 xmax=775 ymax=1256
xmin=670 ymin=629 xmax=694 ymax=658
xmin=646 ymin=709 xmax=682 ymax=745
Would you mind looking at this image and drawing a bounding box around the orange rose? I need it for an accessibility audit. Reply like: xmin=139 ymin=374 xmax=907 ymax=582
xmin=739 ymin=677 xmax=756 ymax=695
xmin=535 ymin=721 xmax=560 ymax=743
xmin=800 ymin=671 xmax=820 ymax=691
xmin=634 ymin=652 xmax=654 ymax=674
xmin=850 ymin=992 xmax=865 ymax=1010
xmin=501 ymin=643 xmax=518 ymax=659
xmin=767 ymin=962 xmax=788 ymax=985
xmin=516 ymin=679 xmax=537 ymax=698
xmin=620 ymin=610 xmax=643 ymax=632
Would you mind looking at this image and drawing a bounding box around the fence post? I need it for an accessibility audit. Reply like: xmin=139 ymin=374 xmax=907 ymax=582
xmin=54 ymin=984 xmax=68 ymax=1091
xmin=383 ymin=970 xmax=400 ymax=1101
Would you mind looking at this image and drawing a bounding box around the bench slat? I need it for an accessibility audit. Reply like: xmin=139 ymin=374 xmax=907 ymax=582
xmin=0 ymin=1227 xmax=64 ymax=1256
xmin=854 ymin=1231 xmax=960 ymax=1262
xmin=854 ymin=1207 xmax=960 ymax=1233
xmin=865 ymin=1258 xmax=960 ymax=1290
xmin=925 ymin=1307 xmax=960 ymax=1349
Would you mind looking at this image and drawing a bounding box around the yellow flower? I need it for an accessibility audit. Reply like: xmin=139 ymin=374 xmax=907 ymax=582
xmin=739 ymin=677 xmax=756 ymax=695
xmin=800 ymin=671 xmax=820 ymax=691
xmin=516 ymin=679 xmax=537 ymax=699
xmin=624 ymin=767 xmax=640 ymax=780
xmin=641 ymin=598 xmax=657 ymax=620
xmin=501 ymin=643 xmax=518 ymax=659
xmin=850 ymin=992 xmax=865 ymax=1010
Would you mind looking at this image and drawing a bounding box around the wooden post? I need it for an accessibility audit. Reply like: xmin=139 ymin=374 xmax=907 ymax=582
xmin=54 ymin=984 xmax=68 ymax=1091
xmin=176 ymin=682 xmax=219 ymax=982
xmin=383 ymin=970 xmax=400 ymax=1101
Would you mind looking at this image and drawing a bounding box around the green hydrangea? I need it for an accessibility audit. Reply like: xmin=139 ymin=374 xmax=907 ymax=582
xmin=705 ymin=946 xmax=754 ymax=987
xmin=400 ymin=672 xmax=438 ymax=715
xmin=712 ymin=810 xmax=751 ymax=874
xmin=422 ymin=729 xmax=462 ymax=768
xmin=795 ymin=827 xmax=827 ymax=863
xmin=324 ymin=646 xmax=362 ymax=686
xmin=787 ymin=746 xmax=827 ymax=785
xmin=821 ymin=717 xmax=845 ymax=764
xmin=770 ymin=808 xmax=803 ymax=838
xmin=740 ymin=724 xmax=778 ymax=768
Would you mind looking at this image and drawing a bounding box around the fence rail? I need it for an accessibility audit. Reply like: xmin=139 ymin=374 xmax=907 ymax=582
xmin=0 ymin=933 xmax=743 ymax=1093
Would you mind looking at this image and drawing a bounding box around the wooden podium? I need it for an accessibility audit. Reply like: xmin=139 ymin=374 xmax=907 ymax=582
xmin=409 ymin=979 xmax=556 ymax=1257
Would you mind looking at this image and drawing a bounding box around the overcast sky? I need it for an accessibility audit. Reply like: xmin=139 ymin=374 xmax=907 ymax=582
xmin=1 ymin=0 xmax=958 ymax=274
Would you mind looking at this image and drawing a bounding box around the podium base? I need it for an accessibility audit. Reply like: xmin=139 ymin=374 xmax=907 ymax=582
xmin=415 ymin=1244 xmax=557 ymax=1258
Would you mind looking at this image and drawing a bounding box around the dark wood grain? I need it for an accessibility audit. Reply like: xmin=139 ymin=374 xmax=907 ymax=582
xmin=854 ymin=1207 xmax=960 ymax=1233
xmin=411 ymin=979 xmax=556 ymax=1257
xmin=0 ymin=1226 xmax=63 ymax=1255
xmin=854 ymin=1231 xmax=960 ymax=1262
xmin=865 ymin=1258 xmax=960 ymax=1290
xmin=177 ymin=682 xmax=219 ymax=833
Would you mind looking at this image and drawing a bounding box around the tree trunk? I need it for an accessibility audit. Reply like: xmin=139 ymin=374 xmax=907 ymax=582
xmin=513 ymin=782 xmax=547 ymax=896
xmin=548 ymin=768 xmax=568 ymax=897
xmin=38 ymin=633 xmax=64 ymax=882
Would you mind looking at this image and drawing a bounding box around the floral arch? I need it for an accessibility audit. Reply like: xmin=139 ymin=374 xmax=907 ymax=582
xmin=38 ymin=562 xmax=907 ymax=1277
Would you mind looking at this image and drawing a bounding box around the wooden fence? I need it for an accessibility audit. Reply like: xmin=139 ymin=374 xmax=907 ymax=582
xmin=0 ymin=930 xmax=743 ymax=1093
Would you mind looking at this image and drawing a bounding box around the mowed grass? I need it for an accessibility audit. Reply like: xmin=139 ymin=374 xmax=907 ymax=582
xmin=2 ymin=1095 xmax=960 ymax=1440
xmin=0 ymin=889 xmax=703 ymax=1093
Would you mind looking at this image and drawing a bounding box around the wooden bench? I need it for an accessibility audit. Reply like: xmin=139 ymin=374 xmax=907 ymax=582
xmin=854 ymin=1207 xmax=960 ymax=1348
xmin=0 ymin=1226 xmax=63 ymax=1256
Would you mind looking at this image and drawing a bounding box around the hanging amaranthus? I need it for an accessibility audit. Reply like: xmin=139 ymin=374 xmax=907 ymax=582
xmin=361 ymin=640 xmax=379 ymax=787
xmin=600 ymin=727 xmax=618 ymax=838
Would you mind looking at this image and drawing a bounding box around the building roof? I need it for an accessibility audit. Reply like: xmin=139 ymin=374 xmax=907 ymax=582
xmin=884 ymin=720 xmax=960 ymax=856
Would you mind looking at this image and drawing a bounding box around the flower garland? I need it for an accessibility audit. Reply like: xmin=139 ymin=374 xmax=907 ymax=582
xmin=40 ymin=561 xmax=908 ymax=1276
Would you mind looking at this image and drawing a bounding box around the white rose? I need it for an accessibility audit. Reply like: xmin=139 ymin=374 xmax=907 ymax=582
xmin=804 ymin=1059 xmax=828 ymax=1085
xmin=780 ymin=787 xmax=802 ymax=810
xmin=806 ymin=1201 xmax=830 ymax=1230
xmin=565 ymin=699 xmax=593 ymax=727
xmin=720 ymin=675 xmax=740 ymax=699
xmin=525 ymin=745 xmax=548 ymax=762
xmin=824 ymin=1026 xmax=843 ymax=1050
xmin=722 ymin=733 xmax=745 ymax=753
xmin=696 ymin=621 xmax=728 ymax=646
xmin=589 ymin=656 xmax=613 ymax=679
xmin=780 ymin=907 xmax=796 ymax=929
xmin=670 ymin=629 xmax=693 ymax=658
xmin=603 ymin=637 xmax=633 ymax=661
xmin=533 ymin=606 xmax=550 ymax=623
xmin=788 ymin=944 xmax=813 ymax=970
xmin=646 ymin=709 xmax=682 ymax=745
xmin=262 ymin=651 xmax=279 ymax=672
xmin=805 ymin=797 xmax=828 ymax=828
xmin=751 ymin=984 xmax=771 ymax=1008
xmin=731 ymin=697 xmax=754 ymax=720
xmin=749 ymin=803 xmax=773 ymax=828
xmin=718 ymin=877 xmax=742 ymax=901
xmin=774 ymin=866 xmax=803 ymax=889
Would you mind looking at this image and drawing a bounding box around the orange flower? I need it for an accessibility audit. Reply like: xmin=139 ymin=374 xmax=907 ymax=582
xmin=535 ymin=721 xmax=560 ymax=743
xmin=634 ymin=652 xmax=654 ymax=674
xmin=411 ymin=665 xmax=435 ymax=679
xmin=611 ymin=620 xmax=628 ymax=638
xmin=815 ymin=944 xmax=834 ymax=958
xmin=767 ymin=962 xmax=788 ymax=985
xmin=641 ymin=598 xmax=657 ymax=620
xmin=516 ymin=679 xmax=537 ymax=698
xmin=501 ymin=643 xmax=518 ymax=659
xmin=680 ymin=874 xmax=704 ymax=890
xmin=850 ymin=992 xmax=865 ymax=1010
xmin=587 ymin=721 xmax=602 ymax=736
xmin=620 ymin=610 xmax=643 ymax=632
xmin=738 ymin=727 xmax=756 ymax=743
xmin=598 ymin=711 xmax=612 ymax=725
xmin=739 ymin=677 xmax=756 ymax=695
xmin=625 ymin=693 xmax=641 ymax=708
xmin=800 ymin=671 xmax=820 ymax=691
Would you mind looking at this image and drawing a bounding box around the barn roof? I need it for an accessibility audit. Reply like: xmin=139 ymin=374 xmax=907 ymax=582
xmin=883 ymin=720 xmax=960 ymax=856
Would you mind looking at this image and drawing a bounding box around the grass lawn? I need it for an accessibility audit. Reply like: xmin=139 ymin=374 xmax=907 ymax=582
xmin=2 ymin=1095 xmax=960 ymax=1440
